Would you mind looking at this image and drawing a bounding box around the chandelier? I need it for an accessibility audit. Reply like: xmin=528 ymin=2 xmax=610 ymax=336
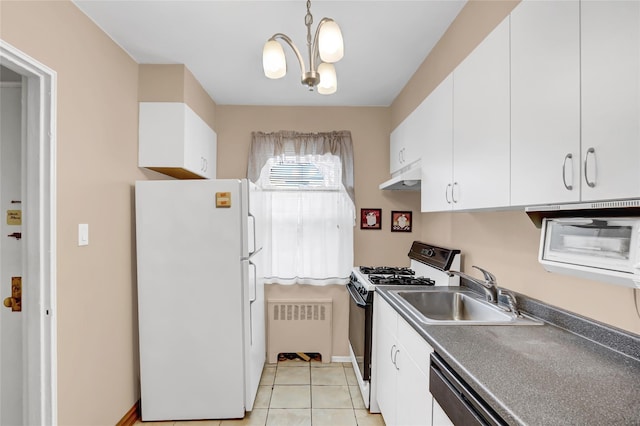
xmin=262 ymin=0 xmax=344 ymax=95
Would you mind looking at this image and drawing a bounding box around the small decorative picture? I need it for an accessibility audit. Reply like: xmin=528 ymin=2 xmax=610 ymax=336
xmin=391 ymin=211 xmax=412 ymax=232
xmin=360 ymin=208 xmax=382 ymax=230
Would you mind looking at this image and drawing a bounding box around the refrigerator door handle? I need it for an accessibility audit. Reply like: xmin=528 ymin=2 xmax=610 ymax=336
xmin=249 ymin=261 xmax=257 ymax=303
xmin=248 ymin=213 xmax=257 ymax=256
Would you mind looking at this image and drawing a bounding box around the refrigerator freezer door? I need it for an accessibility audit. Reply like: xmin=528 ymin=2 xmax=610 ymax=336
xmin=136 ymin=179 xmax=248 ymax=420
xmin=244 ymin=252 xmax=266 ymax=411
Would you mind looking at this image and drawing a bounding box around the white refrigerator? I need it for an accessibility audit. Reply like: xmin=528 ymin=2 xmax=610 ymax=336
xmin=135 ymin=179 xmax=265 ymax=421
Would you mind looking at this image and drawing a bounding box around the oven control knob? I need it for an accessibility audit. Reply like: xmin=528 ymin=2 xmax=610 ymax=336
xmin=421 ymin=248 xmax=435 ymax=257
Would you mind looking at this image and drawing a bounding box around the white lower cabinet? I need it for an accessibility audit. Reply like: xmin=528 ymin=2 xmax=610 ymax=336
xmin=432 ymin=399 xmax=454 ymax=426
xmin=374 ymin=294 xmax=434 ymax=426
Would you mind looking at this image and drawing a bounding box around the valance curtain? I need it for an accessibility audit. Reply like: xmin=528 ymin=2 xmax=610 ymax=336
xmin=248 ymin=130 xmax=355 ymax=205
xmin=248 ymin=131 xmax=355 ymax=286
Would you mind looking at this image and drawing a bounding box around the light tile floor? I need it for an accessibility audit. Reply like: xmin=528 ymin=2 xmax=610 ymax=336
xmin=135 ymin=359 xmax=385 ymax=426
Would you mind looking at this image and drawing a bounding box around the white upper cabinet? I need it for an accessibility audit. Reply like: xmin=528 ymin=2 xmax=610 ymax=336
xmin=421 ymin=17 xmax=510 ymax=213
xmin=580 ymin=1 xmax=640 ymax=201
xmin=390 ymin=95 xmax=428 ymax=174
xmin=510 ymin=0 xmax=581 ymax=206
xmin=389 ymin=119 xmax=408 ymax=174
xmin=411 ymin=0 xmax=638 ymax=212
xmin=421 ymin=75 xmax=454 ymax=212
xmin=452 ymin=16 xmax=511 ymax=210
xmin=139 ymin=102 xmax=217 ymax=179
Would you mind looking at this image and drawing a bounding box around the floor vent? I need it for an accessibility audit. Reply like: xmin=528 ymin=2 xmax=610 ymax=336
xmin=267 ymin=299 xmax=332 ymax=364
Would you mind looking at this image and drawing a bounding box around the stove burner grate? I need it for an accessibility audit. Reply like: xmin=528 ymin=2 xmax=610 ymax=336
xmin=367 ymin=275 xmax=435 ymax=286
xmin=359 ymin=266 xmax=415 ymax=276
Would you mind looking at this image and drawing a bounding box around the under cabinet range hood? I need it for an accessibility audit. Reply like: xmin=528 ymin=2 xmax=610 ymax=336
xmin=379 ymin=166 xmax=421 ymax=191
xmin=526 ymin=199 xmax=640 ymax=228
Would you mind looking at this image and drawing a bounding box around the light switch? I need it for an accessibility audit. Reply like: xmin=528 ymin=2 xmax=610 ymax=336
xmin=78 ymin=223 xmax=89 ymax=246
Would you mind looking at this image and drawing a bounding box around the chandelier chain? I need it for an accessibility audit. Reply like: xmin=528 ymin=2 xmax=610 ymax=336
xmin=305 ymin=0 xmax=313 ymax=58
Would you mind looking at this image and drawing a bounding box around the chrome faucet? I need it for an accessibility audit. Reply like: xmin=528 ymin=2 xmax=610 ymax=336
xmin=499 ymin=289 xmax=521 ymax=318
xmin=446 ymin=265 xmax=498 ymax=304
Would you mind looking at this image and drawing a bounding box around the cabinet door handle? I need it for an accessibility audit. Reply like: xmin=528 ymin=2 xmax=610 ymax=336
xmin=452 ymin=182 xmax=459 ymax=204
xmin=445 ymin=184 xmax=452 ymax=204
xmin=393 ymin=348 xmax=399 ymax=371
xmin=562 ymin=153 xmax=573 ymax=190
xmin=390 ymin=344 xmax=396 ymax=364
xmin=584 ymin=147 xmax=596 ymax=188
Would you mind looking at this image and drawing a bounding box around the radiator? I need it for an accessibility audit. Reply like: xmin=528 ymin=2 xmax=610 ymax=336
xmin=267 ymin=299 xmax=333 ymax=364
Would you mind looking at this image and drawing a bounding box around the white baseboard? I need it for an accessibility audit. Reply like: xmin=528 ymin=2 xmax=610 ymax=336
xmin=331 ymin=355 xmax=352 ymax=363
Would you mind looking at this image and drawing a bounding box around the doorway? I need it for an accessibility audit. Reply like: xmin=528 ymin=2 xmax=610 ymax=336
xmin=1 ymin=71 xmax=24 ymax=426
xmin=0 ymin=41 xmax=56 ymax=425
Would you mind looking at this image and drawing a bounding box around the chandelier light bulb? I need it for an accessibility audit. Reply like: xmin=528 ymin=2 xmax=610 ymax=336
xmin=317 ymin=62 xmax=337 ymax=95
xmin=263 ymin=40 xmax=286 ymax=79
xmin=262 ymin=1 xmax=343 ymax=94
xmin=318 ymin=20 xmax=344 ymax=63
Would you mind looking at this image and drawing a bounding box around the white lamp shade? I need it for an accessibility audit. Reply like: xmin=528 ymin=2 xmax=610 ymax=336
xmin=263 ymin=40 xmax=286 ymax=79
xmin=317 ymin=62 xmax=337 ymax=95
xmin=318 ymin=20 xmax=344 ymax=63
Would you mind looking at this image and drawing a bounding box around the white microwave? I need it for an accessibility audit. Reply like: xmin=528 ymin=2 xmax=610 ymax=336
xmin=539 ymin=217 xmax=640 ymax=288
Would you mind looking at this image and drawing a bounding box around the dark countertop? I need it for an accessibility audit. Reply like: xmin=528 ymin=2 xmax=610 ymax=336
xmin=375 ymin=286 xmax=640 ymax=426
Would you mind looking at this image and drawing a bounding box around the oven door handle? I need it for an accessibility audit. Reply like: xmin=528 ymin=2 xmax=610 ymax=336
xmin=347 ymin=283 xmax=368 ymax=308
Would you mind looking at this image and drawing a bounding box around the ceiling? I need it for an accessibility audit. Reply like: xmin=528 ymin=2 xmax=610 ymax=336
xmin=73 ymin=0 xmax=466 ymax=107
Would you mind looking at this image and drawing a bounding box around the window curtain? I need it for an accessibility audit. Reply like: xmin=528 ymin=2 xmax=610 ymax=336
xmin=248 ymin=130 xmax=355 ymax=205
xmin=248 ymin=131 xmax=355 ymax=285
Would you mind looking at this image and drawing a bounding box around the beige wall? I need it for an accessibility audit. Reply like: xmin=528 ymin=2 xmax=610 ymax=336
xmin=216 ymin=105 xmax=422 ymax=356
xmin=2 ymin=2 xmax=636 ymax=425
xmin=1 ymin=1 xmax=148 ymax=424
xmin=391 ymin=0 xmax=640 ymax=335
xmin=139 ymin=64 xmax=217 ymax=131
xmin=216 ymin=105 xmax=421 ymax=267
xmin=422 ymin=211 xmax=640 ymax=334
xmin=392 ymin=0 xmax=519 ymax=130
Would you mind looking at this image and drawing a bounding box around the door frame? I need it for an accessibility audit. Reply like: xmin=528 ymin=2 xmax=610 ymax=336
xmin=0 ymin=40 xmax=57 ymax=425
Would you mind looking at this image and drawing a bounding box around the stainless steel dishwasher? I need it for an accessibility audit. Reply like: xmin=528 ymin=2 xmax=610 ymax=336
xmin=430 ymin=353 xmax=507 ymax=426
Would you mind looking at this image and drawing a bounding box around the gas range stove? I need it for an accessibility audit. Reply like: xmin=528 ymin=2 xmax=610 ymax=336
xmin=349 ymin=242 xmax=462 ymax=295
xmin=346 ymin=241 xmax=462 ymax=410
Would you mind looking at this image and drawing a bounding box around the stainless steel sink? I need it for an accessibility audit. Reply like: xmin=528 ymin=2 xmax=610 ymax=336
xmin=389 ymin=288 xmax=542 ymax=325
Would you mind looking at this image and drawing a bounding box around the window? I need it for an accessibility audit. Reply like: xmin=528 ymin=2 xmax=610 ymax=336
xmin=248 ymin=131 xmax=355 ymax=285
